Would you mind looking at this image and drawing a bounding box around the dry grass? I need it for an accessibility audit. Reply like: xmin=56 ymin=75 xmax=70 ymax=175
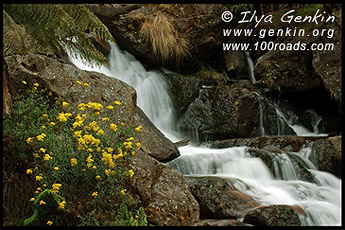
xmin=140 ymin=13 xmax=190 ymax=66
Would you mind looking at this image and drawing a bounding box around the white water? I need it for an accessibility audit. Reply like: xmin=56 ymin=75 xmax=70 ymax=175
xmin=68 ymin=43 xmax=341 ymax=226
xmin=245 ymin=51 xmax=256 ymax=84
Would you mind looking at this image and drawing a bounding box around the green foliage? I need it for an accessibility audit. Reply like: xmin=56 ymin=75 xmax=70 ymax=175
xmin=3 ymin=4 xmax=115 ymax=66
xmin=226 ymin=4 xmax=253 ymax=14
xmin=4 ymin=82 xmax=147 ymax=226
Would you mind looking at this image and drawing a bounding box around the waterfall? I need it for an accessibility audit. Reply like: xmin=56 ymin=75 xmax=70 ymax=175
xmin=244 ymin=51 xmax=256 ymax=84
xmin=68 ymin=43 xmax=341 ymax=226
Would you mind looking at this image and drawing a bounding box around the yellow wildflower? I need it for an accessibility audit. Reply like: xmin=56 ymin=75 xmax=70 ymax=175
xmin=70 ymin=158 xmax=77 ymax=166
xmin=36 ymin=175 xmax=43 ymax=181
xmin=129 ymin=169 xmax=134 ymax=178
xmin=36 ymin=133 xmax=46 ymax=141
xmin=34 ymin=83 xmax=39 ymax=87
xmin=83 ymin=83 xmax=89 ymax=87
xmin=76 ymin=80 xmax=82 ymax=85
xmin=136 ymin=142 xmax=141 ymax=150
xmin=110 ymin=123 xmax=117 ymax=132
xmin=127 ymin=137 xmax=134 ymax=141
xmin=50 ymin=122 xmax=56 ymax=126
xmin=41 ymin=125 xmax=46 ymax=129
xmin=62 ymin=101 xmax=70 ymax=107
xmin=30 ymin=197 xmax=35 ymax=202
xmin=78 ymin=103 xmax=86 ymax=111
xmin=36 ymin=187 xmax=42 ymax=191
xmin=22 ymin=80 xmax=27 ymax=84
xmin=92 ymin=165 xmax=97 ymax=169
xmin=95 ymin=175 xmax=101 ymax=180
xmin=39 ymin=200 xmax=46 ymax=205
xmin=120 ymin=189 xmax=127 ymax=195
xmin=52 ymin=183 xmax=62 ymax=194
xmin=120 ymin=122 xmax=125 ymax=126
xmin=43 ymin=154 xmax=52 ymax=161
xmin=58 ymin=200 xmax=66 ymax=209
xmin=39 ymin=148 xmax=47 ymax=153
xmin=104 ymin=169 xmax=114 ymax=176
xmin=135 ymin=125 xmax=143 ymax=132
xmin=96 ymin=129 xmax=105 ymax=135
xmin=26 ymin=137 xmax=34 ymax=144
xmin=47 ymin=221 xmax=53 ymax=226
xmin=102 ymin=117 xmax=110 ymax=122
xmin=26 ymin=169 xmax=33 ymax=174
xmin=106 ymin=105 xmax=114 ymax=110
xmin=91 ymin=192 xmax=98 ymax=197
xmin=53 ymin=167 xmax=59 ymax=171
xmin=114 ymin=101 xmax=122 ymax=105
xmin=107 ymin=147 xmax=113 ymax=153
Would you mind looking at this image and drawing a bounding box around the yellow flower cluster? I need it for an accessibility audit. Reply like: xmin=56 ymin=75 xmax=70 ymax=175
xmin=86 ymin=154 xmax=94 ymax=168
xmin=43 ymin=154 xmax=52 ymax=161
xmin=36 ymin=133 xmax=46 ymax=142
xmin=110 ymin=123 xmax=117 ymax=132
xmin=101 ymin=151 xmax=115 ymax=168
xmin=52 ymin=183 xmax=62 ymax=194
xmin=128 ymin=169 xmax=134 ymax=178
xmin=124 ymin=141 xmax=133 ymax=150
xmin=58 ymin=200 xmax=66 ymax=209
xmin=120 ymin=189 xmax=127 ymax=195
xmin=56 ymin=112 xmax=72 ymax=122
xmin=70 ymin=158 xmax=77 ymax=166
xmin=135 ymin=125 xmax=143 ymax=132
xmin=26 ymin=137 xmax=34 ymax=144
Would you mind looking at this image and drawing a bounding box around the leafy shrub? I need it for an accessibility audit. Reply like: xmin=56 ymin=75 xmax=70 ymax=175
xmin=3 ymin=81 xmax=148 ymax=226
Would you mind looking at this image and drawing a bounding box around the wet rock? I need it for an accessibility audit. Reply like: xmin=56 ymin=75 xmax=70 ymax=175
xmin=186 ymin=176 xmax=259 ymax=219
xmin=176 ymin=81 xmax=281 ymax=141
xmin=198 ymin=219 xmax=250 ymax=226
xmin=243 ymin=205 xmax=301 ymax=226
xmin=310 ymin=135 xmax=341 ymax=178
xmin=129 ymin=150 xmax=200 ymax=226
xmin=4 ymin=53 xmax=179 ymax=163
xmin=212 ymin=136 xmax=320 ymax=152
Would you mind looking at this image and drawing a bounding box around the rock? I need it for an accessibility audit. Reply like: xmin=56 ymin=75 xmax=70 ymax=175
xmin=212 ymin=136 xmax=321 ymax=152
xmin=243 ymin=205 xmax=301 ymax=226
xmin=187 ymin=176 xmax=259 ymax=219
xmin=254 ymin=49 xmax=321 ymax=93
xmin=312 ymin=7 xmax=342 ymax=114
xmin=198 ymin=219 xmax=250 ymax=226
xmin=89 ymin=4 xmax=229 ymax=74
xmin=176 ymin=82 xmax=284 ymax=141
xmin=4 ymin=53 xmax=179 ymax=163
xmin=310 ymin=136 xmax=341 ymax=178
xmin=224 ymin=49 xmax=247 ymax=77
xmin=129 ymin=150 xmax=200 ymax=226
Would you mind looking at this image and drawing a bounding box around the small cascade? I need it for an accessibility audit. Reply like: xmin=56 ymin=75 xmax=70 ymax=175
xmin=273 ymin=101 xmax=328 ymax=137
xmin=244 ymin=51 xmax=256 ymax=84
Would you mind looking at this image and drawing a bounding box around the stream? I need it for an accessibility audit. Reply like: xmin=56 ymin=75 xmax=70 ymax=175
xmin=68 ymin=42 xmax=341 ymax=226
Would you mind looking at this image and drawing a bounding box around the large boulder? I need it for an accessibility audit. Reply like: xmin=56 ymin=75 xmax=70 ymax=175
xmin=4 ymin=53 xmax=179 ymax=163
xmin=129 ymin=150 xmax=200 ymax=226
xmin=310 ymin=135 xmax=341 ymax=178
xmin=187 ymin=176 xmax=259 ymax=219
xmin=88 ymin=4 xmax=229 ymax=74
xmin=243 ymin=205 xmax=301 ymax=226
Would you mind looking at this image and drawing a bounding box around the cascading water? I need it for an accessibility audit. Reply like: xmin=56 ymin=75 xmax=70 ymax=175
xmin=245 ymin=51 xmax=256 ymax=84
xmin=68 ymin=43 xmax=341 ymax=226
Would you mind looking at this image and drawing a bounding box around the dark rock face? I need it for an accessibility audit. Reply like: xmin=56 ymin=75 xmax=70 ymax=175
xmin=243 ymin=205 xmax=301 ymax=226
xmin=175 ymin=80 xmax=283 ymax=141
xmin=4 ymin=53 xmax=179 ymax=163
xmin=88 ymin=4 xmax=228 ymax=74
xmin=187 ymin=176 xmax=259 ymax=219
xmin=310 ymin=136 xmax=342 ymax=178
